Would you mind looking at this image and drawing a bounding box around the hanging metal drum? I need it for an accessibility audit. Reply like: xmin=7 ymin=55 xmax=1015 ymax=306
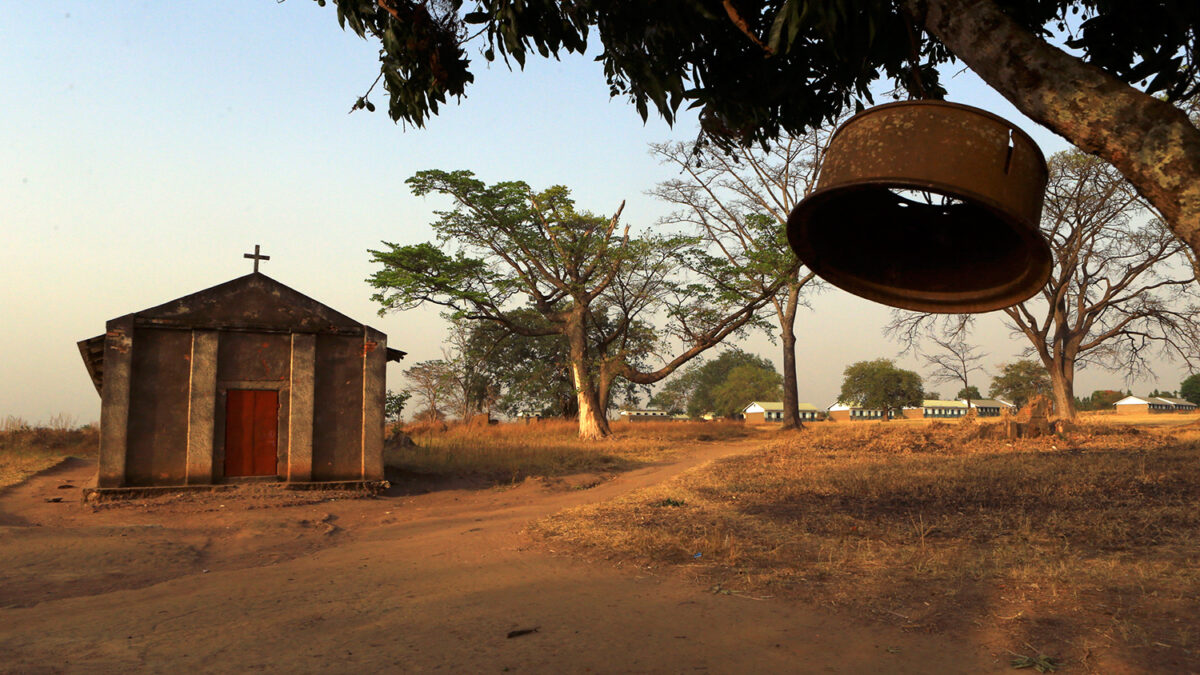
xmin=786 ymin=100 xmax=1052 ymax=313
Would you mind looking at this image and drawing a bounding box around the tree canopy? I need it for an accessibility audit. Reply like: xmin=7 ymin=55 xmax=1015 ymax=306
xmin=1075 ymin=389 xmax=1123 ymax=411
xmin=989 ymin=359 xmax=1053 ymax=407
xmin=465 ymin=309 xmax=652 ymax=418
xmin=1180 ymin=374 xmax=1200 ymax=406
xmin=838 ymin=359 xmax=923 ymax=418
xmin=384 ymin=389 xmax=411 ymax=422
xmin=369 ymin=170 xmax=775 ymax=438
xmin=957 ymin=385 xmax=982 ymax=400
xmin=651 ymin=349 xmax=781 ymax=417
xmin=313 ymin=0 xmax=1200 ymax=274
xmin=318 ymin=1 xmax=1197 ymax=143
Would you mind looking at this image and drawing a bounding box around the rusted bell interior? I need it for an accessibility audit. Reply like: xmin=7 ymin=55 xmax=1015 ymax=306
xmin=787 ymin=101 xmax=1052 ymax=314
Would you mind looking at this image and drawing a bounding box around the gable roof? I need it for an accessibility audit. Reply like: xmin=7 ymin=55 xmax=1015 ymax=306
xmin=743 ymin=402 xmax=822 ymax=414
xmin=132 ymin=273 xmax=365 ymax=334
xmin=1115 ymin=396 xmax=1150 ymax=405
xmin=744 ymin=401 xmax=785 ymax=412
xmin=965 ymin=399 xmax=1009 ymax=408
xmin=78 ymin=273 xmax=404 ymax=395
xmin=923 ymin=399 xmax=968 ymax=408
xmin=1156 ymin=397 xmax=1196 ymax=407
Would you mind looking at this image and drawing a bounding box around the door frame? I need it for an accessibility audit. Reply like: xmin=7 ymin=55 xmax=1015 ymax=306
xmin=214 ymin=380 xmax=289 ymax=482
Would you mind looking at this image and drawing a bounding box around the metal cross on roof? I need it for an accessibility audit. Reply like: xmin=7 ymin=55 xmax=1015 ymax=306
xmin=243 ymin=244 xmax=270 ymax=273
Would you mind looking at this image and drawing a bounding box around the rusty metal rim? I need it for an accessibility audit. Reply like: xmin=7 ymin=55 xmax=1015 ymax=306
xmin=828 ymin=100 xmax=1049 ymax=169
xmin=805 ymin=175 xmax=1046 ymax=231
xmin=787 ymin=183 xmax=1053 ymax=313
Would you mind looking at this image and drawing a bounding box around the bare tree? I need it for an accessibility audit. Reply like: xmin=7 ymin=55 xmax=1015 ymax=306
xmin=404 ymin=360 xmax=454 ymax=422
xmin=1003 ymin=150 xmax=1200 ymax=418
xmin=922 ymin=336 xmax=988 ymax=403
xmin=440 ymin=317 xmax=505 ymax=423
xmin=649 ymin=125 xmax=843 ymax=428
xmin=885 ymin=313 xmax=986 ymax=401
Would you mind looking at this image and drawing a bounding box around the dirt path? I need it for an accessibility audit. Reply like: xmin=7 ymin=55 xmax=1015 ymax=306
xmin=0 ymin=441 xmax=1005 ymax=673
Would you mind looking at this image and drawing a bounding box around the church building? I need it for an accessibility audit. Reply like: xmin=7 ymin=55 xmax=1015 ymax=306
xmin=78 ymin=249 xmax=403 ymax=490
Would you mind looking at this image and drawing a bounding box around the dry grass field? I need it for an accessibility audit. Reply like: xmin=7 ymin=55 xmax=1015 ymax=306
xmin=0 ymin=416 xmax=97 ymax=489
xmin=387 ymin=418 xmax=756 ymax=483
xmin=9 ymin=410 xmax=1200 ymax=667
xmin=532 ymin=415 xmax=1200 ymax=672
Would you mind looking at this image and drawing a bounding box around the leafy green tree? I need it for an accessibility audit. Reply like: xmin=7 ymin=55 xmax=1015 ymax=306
xmin=711 ymin=364 xmax=784 ymax=418
xmin=957 ymin=385 xmax=982 ymax=400
xmin=1083 ymin=389 xmax=1124 ymax=411
xmin=1181 ymin=374 xmax=1200 ymax=406
xmin=384 ymin=389 xmax=411 ymax=423
xmin=466 ymin=316 xmax=576 ymax=418
xmin=838 ymin=359 xmax=923 ymax=420
xmin=649 ymin=376 xmax=692 ymax=416
xmin=316 ymin=0 xmax=1200 ymax=261
xmin=467 ymin=308 xmax=653 ymax=417
xmin=369 ymin=170 xmax=776 ymax=439
xmin=652 ymin=349 xmax=780 ymax=418
xmin=989 ymin=360 xmax=1053 ymax=408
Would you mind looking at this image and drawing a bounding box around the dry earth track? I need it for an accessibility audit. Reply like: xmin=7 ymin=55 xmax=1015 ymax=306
xmin=1 ymin=440 xmax=1016 ymax=673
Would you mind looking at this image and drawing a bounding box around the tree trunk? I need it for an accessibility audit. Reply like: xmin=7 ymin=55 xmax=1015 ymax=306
xmin=918 ymin=0 xmax=1200 ymax=258
xmin=597 ymin=366 xmax=614 ymax=420
xmin=566 ymin=312 xmax=611 ymax=440
xmin=778 ymin=285 xmax=804 ymax=430
xmin=1049 ymin=358 xmax=1077 ymax=420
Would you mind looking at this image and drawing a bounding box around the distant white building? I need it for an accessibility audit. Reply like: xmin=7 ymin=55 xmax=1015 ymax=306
xmin=921 ymin=399 xmax=969 ymax=418
xmin=964 ymin=399 xmax=1015 ymax=416
xmin=618 ymin=408 xmax=672 ymax=422
xmin=827 ymin=402 xmax=884 ymax=421
xmin=741 ymin=401 xmax=825 ymax=423
xmin=1114 ymin=396 xmax=1198 ymax=414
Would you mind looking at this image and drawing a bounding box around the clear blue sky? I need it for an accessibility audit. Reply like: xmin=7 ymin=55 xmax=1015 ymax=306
xmin=1 ymin=2 xmax=1189 ymax=424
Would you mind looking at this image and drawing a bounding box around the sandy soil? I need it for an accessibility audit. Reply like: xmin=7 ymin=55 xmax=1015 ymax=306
xmin=0 ymin=442 xmax=1015 ymax=673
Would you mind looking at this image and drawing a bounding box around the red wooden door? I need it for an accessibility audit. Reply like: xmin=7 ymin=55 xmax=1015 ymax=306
xmin=224 ymin=390 xmax=278 ymax=477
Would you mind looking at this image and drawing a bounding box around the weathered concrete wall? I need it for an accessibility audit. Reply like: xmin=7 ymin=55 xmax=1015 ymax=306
xmin=185 ymin=331 xmax=218 ymax=484
xmin=361 ymin=328 xmax=386 ymax=481
xmin=217 ymin=332 xmax=291 ymax=383
xmin=98 ymin=315 xmax=135 ymax=487
xmin=126 ymin=328 xmax=191 ymax=485
xmin=287 ymin=333 xmax=315 ymax=481
xmin=312 ymin=334 xmax=364 ymax=481
xmin=1116 ymin=404 xmax=1150 ymax=415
